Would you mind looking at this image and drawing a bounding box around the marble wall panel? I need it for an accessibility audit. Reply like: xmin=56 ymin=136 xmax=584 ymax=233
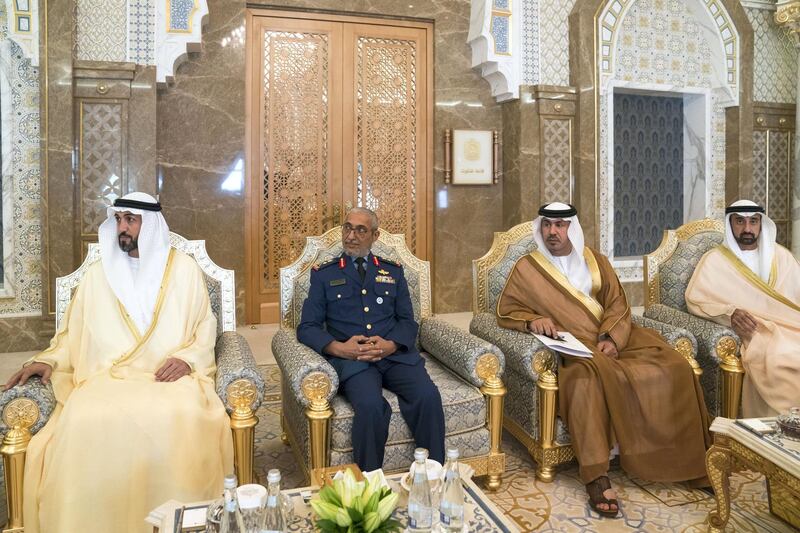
xmin=157 ymin=0 xmax=504 ymax=317
xmin=44 ymin=0 xmax=76 ymax=319
xmin=128 ymin=66 xmax=157 ymax=195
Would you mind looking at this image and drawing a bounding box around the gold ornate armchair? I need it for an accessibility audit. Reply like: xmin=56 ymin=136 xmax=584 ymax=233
xmin=470 ymin=221 xmax=701 ymax=482
xmin=272 ymin=228 xmax=506 ymax=488
xmin=0 ymin=233 xmax=265 ymax=532
xmin=643 ymin=219 xmax=744 ymax=419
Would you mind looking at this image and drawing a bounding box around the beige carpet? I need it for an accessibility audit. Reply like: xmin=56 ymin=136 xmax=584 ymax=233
xmin=254 ymin=364 xmax=797 ymax=533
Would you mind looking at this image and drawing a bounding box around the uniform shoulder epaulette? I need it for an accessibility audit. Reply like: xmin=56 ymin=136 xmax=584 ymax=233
xmin=312 ymin=258 xmax=338 ymax=271
xmin=376 ymin=256 xmax=402 ymax=268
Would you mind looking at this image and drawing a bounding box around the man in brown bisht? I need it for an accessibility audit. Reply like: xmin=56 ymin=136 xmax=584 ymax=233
xmin=496 ymin=202 xmax=710 ymax=517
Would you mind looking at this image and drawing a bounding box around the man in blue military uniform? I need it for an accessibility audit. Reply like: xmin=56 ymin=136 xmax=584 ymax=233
xmin=297 ymin=207 xmax=445 ymax=470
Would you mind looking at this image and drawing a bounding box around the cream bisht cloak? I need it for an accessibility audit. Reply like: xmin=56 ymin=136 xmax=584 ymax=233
xmin=23 ymin=250 xmax=233 ymax=533
xmin=686 ymin=244 xmax=800 ymax=416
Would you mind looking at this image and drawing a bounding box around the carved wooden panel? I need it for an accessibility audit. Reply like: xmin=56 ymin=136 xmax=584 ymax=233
xmin=246 ymin=13 xmax=432 ymax=323
xmin=260 ymin=28 xmax=333 ymax=292
xmin=351 ymin=29 xmax=427 ymax=255
xmin=752 ymin=130 xmax=768 ymax=207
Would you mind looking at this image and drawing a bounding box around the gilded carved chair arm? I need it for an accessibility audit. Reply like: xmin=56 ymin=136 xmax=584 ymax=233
xmin=0 ymin=377 xmax=55 ymax=438
xmin=419 ymin=316 xmax=505 ymax=387
xmin=469 ymin=312 xmax=555 ymax=382
xmin=271 ymin=329 xmax=339 ymax=408
xmin=643 ymin=304 xmax=742 ymax=368
xmin=215 ymin=331 xmax=266 ymax=414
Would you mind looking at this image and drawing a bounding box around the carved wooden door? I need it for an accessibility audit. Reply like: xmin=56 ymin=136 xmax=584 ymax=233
xmin=246 ymin=12 xmax=432 ymax=324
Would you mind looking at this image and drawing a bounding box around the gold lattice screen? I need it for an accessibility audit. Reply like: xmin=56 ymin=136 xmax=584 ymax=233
xmin=246 ymin=13 xmax=432 ymax=324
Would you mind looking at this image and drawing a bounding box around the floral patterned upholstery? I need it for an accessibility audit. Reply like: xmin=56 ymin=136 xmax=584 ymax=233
xmin=656 ymin=231 xmax=724 ymax=312
xmin=274 ymin=228 xmax=505 ymax=480
xmin=643 ymin=220 xmax=742 ymax=418
xmin=471 ymin=221 xmax=701 ymax=480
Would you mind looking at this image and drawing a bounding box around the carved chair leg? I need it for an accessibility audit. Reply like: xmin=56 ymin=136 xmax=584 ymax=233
xmin=536 ymin=371 xmax=559 ymax=483
xmin=231 ymin=413 xmax=258 ymax=485
xmin=228 ymin=379 xmax=259 ymax=485
xmin=720 ymin=364 xmax=744 ymax=420
xmin=1 ymin=431 xmax=29 ymax=533
xmin=1 ymin=397 xmax=38 ymax=533
xmin=307 ymin=407 xmax=332 ymax=471
xmin=481 ymin=371 xmax=507 ymax=491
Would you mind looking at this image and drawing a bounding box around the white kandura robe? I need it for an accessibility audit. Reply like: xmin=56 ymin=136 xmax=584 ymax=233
xmin=23 ymin=250 xmax=233 ymax=533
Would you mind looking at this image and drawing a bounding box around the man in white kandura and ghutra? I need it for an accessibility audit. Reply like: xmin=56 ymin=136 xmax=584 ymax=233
xmin=4 ymin=192 xmax=233 ymax=533
xmin=686 ymin=199 xmax=800 ymax=417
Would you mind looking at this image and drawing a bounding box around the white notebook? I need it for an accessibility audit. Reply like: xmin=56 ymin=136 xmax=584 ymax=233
xmin=533 ymin=331 xmax=593 ymax=358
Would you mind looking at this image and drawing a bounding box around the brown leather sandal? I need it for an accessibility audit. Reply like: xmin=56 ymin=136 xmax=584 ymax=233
xmin=585 ymin=476 xmax=620 ymax=518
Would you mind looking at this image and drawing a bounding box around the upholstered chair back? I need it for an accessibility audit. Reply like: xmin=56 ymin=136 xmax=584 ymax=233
xmin=279 ymin=227 xmax=432 ymax=329
xmin=55 ymin=233 xmax=236 ymax=336
xmin=473 ymin=221 xmax=539 ymax=314
xmin=644 ymin=219 xmax=725 ymax=312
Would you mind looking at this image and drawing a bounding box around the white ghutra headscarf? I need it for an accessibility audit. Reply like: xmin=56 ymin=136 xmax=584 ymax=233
xmin=723 ymin=199 xmax=776 ymax=283
xmin=98 ymin=192 xmax=170 ymax=335
xmin=532 ymin=202 xmax=593 ymax=297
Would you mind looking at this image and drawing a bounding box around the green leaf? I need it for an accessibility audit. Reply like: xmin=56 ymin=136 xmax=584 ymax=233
xmin=315 ymin=518 xmax=342 ymax=532
xmin=364 ymin=491 xmax=380 ymax=514
xmin=319 ymin=485 xmax=343 ymax=507
xmin=347 ymin=506 xmax=364 ymax=523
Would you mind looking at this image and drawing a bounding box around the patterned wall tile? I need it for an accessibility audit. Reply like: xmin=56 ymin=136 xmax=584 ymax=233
xmin=768 ymin=130 xmax=791 ymax=221
xmin=746 ymin=7 xmax=796 ymax=104
xmin=613 ymin=93 xmax=683 ymax=257
xmin=129 ymin=0 xmax=155 ymax=64
xmin=80 ymin=103 xmax=124 ymax=233
xmin=539 ymin=0 xmax=575 ymax=86
xmin=520 ymin=0 xmax=539 ymax=85
xmin=169 ymin=0 xmax=196 ymax=32
xmin=0 ymin=36 xmax=42 ymax=316
xmin=76 ymin=0 xmax=127 ymax=61
xmin=541 ymin=118 xmax=572 ymax=202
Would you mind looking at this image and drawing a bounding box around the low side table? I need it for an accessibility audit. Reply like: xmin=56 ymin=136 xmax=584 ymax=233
xmin=706 ymin=417 xmax=800 ymax=532
xmin=147 ymin=471 xmax=519 ymax=532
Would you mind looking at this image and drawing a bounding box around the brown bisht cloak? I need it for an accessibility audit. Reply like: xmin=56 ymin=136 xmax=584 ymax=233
xmin=497 ymin=248 xmax=710 ymax=484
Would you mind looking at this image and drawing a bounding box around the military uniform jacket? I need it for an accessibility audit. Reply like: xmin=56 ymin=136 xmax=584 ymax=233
xmin=297 ymin=252 xmax=421 ymax=382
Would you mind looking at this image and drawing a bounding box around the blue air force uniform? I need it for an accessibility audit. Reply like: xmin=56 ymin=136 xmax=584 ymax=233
xmin=297 ymin=252 xmax=445 ymax=470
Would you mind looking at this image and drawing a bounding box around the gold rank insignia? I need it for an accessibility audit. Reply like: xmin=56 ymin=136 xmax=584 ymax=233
xmin=378 ymin=269 xmax=389 ymax=275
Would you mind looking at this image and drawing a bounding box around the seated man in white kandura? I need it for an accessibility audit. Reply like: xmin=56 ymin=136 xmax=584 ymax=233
xmin=686 ymin=199 xmax=800 ymax=416
xmin=4 ymin=192 xmax=233 ymax=533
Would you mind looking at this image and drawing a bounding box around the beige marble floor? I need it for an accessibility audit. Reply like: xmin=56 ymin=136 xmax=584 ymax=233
xmin=0 ymin=312 xmax=475 ymax=382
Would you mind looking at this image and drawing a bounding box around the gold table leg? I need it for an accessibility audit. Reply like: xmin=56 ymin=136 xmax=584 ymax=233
xmin=706 ymin=444 xmax=733 ymax=533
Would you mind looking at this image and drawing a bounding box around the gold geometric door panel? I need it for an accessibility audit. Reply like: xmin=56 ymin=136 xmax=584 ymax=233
xmin=246 ymin=11 xmax=432 ymax=324
xmin=344 ymin=24 xmax=430 ymax=257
